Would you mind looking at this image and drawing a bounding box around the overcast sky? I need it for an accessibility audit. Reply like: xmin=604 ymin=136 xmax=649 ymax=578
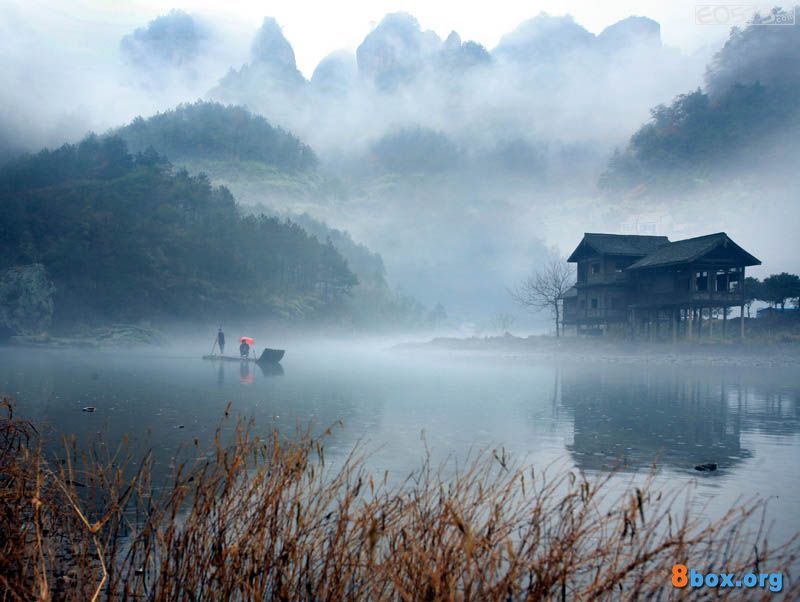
xmin=13 ymin=0 xmax=735 ymax=77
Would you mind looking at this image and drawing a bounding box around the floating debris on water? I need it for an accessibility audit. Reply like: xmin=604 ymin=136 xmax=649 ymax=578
xmin=694 ymin=463 xmax=718 ymax=472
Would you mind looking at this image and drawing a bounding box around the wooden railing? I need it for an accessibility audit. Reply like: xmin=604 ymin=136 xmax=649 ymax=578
xmin=563 ymin=308 xmax=628 ymax=324
xmin=630 ymin=291 xmax=745 ymax=308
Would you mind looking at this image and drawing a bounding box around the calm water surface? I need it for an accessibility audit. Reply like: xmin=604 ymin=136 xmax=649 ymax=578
xmin=1 ymin=343 xmax=798 ymax=547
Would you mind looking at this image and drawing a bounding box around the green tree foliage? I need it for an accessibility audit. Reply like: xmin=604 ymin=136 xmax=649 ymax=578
xmin=760 ymin=273 xmax=800 ymax=309
xmin=114 ymin=101 xmax=318 ymax=171
xmin=288 ymin=213 xmax=387 ymax=287
xmin=599 ymin=8 xmax=800 ymax=194
xmin=743 ymin=276 xmax=762 ymax=317
xmin=705 ymin=7 xmax=800 ymax=97
xmin=0 ymin=136 xmax=356 ymax=325
xmin=599 ymin=83 xmax=796 ymax=192
xmin=369 ymin=127 xmax=460 ymax=174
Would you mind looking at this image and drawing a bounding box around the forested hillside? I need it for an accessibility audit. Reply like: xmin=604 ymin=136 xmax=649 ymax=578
xmin=0 ymin=135 xmax=356 ymax=327
xmin=113 ymin=102 xmax=335 ymax=203
xmin=600 ymin=8 xmax=800 ymax=195
xmin=114 ymin=101 xmax=318 ymax=171
xmin=106 ymin=105 xmax=441 ymax=330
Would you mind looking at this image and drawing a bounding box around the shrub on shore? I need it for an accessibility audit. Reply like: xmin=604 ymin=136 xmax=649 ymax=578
xmin=1 ymin=398 xmax=797 ymax=600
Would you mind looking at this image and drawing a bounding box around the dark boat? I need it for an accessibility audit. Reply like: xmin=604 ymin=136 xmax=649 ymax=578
xmin=257 ymin=348 xmax=285 ymax=364
xmin=203 ymin=348 xmax=285 ymax=364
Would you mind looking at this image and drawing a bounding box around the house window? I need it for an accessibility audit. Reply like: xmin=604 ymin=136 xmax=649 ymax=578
xmin=715 ymin=270 xmax=728 ymax=293
xmin=728 ymin=270 xmax=741 ymax=292
xmin=695 ymin=271 xmax=708 ymax=292
xmin=591 ymin=298 xmax=598 ymax=309
xmin=591 ymin=263 xmax=600 ymax=275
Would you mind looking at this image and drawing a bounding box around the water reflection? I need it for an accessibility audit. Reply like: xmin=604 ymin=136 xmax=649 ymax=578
xmin=559 ymin=364 xmax=799 ymax=474
xmin=257 ymin=362 xmax=284 ymax=378
xmin=0 ymin=348 xmax=359 ymax=485
xmin=1 ymin=346 xmax=799 ymax=519
xmin=239 ymin=361 xmax=252 ymax=384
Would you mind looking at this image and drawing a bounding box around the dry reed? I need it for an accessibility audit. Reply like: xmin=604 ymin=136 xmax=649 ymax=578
xmin=1 ymin=396 xmax=797 ymax=600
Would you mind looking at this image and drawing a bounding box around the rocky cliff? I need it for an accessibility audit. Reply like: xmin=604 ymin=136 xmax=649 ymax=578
xmin=0 ymin=264 xmax=55 ymax=337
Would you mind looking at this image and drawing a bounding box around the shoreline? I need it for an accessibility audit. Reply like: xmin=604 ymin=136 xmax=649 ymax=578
xmin=396 ymin=334 xmax=800 ymax=367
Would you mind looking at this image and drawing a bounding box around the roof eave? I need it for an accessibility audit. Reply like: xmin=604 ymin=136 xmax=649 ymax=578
xmin=567 ymin=241 xmax=655 ymax=262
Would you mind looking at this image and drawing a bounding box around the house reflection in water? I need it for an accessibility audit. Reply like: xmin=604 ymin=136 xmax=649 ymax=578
xmin=557 ymin=364 xmax=800 ymax=473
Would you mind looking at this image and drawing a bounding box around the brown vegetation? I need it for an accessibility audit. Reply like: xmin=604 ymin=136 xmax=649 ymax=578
xmin=1 ymin=397 xmax=797 ymax=600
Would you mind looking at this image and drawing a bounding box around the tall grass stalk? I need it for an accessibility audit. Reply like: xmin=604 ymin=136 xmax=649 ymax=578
xmin=1 ymin=397 xmax=796 ymax=600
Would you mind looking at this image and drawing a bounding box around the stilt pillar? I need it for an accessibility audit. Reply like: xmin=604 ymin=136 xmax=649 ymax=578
xmin=740 ymin=304 xmax=745 ymax=340
xmin=722 ymin=306 xmax=727 ymax=339
xmin=672 ymin=309 xmax=678 ymax=344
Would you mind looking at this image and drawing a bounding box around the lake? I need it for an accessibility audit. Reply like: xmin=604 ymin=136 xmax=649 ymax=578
xmin=2 ymin=341 xmax=799 ymax=551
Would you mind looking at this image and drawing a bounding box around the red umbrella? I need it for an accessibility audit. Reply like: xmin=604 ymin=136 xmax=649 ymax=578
xmin=240 ymin=337 xmax=254 ymax=345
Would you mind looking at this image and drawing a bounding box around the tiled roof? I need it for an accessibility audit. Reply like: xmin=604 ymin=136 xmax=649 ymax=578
xmin=626 ymin=232 xmax=761 ymax=270
xmin=567 ymin=233 xmax=670 ymax=261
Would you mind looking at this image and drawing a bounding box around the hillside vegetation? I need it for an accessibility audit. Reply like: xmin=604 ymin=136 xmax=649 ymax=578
xmin=0 ymin=135 xmax=356 ymax=327
xmin=114 ymin=101 xmax=318 ymax=171
xmin=600 ymin=8 xmax=800 ymax=194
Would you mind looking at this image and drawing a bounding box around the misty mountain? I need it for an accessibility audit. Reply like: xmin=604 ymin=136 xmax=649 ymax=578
xmin=113 ymin=101 xmax=317 ymax=171
xmin=595 ymin=16 xmax=661 ymax=53
xmin=368 ymin=127 xmax=461 ymax=174
xmin=437 ymin=32 xmax=492 ymax=74
xmin=250 ymin=17 xmax=302 ymax=75
xmin=0 ymin=6 xmax=716 ymax=325
xmin=685 ymin=16 xmax=794 ymax=112
xmin=105 ymin=103 xmax=437 ymax=328
xmin=310 ymin=51 xmax=358 ymax=95
xmin=493 ymin=13 xmax=595 ymax=63
xmin=355 ymin=12 xmax=445 ymax=90
xmin=284 ymin=213 xmax=388 ymax=288
xmin=0 ymin=136 xmax=358 ymax=326
xmin=705 ymin=7 xmax=800 ymax=97
xmin=600 ymin=9 xmax=800 ymax=195
xmin=356 ymin=14 xmax=492 ymax=84
xmin=207 ymin=11 xmax=698 ymax=169
xmin=194 ymin=10 xmax=702 ymax=320
xmin=120 ymin=10 xmax=210 ymax=71
xmin=209 ymin=18 xmax=307 ymax=126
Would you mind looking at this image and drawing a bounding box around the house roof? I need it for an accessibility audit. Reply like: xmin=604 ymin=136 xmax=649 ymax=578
xmin=626 ymin=232 xmax=761 ymax=270
xmin=567 ymin=233 xmax=670 ymax=262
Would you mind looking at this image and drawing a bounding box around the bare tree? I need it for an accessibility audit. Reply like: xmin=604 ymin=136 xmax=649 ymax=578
xmin=509 ymin=259 xmax=575 ymax=337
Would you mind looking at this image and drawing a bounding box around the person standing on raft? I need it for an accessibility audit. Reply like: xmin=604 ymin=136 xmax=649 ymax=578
xmin=217 ymin=328 xmax=225 ymax=355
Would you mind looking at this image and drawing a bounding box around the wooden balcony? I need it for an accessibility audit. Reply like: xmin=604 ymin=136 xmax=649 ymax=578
xmin=577 ymin=272 xmax=628 ymax=287
xmin=563 ymin=308 xmax=628 ymax=325
xmin=629 ymin=290 xmax=745 ymax=309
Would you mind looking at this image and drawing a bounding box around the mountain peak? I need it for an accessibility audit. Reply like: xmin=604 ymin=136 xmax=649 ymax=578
xmin=444 ymin=31 xmax=462 ymax=50
xmin=493 ymin=12 xmax=594 ymax=62
xmin=251 ymin=17 xmax=297 ymax=71
xmin=356 ymin=12 xmax=442 ymax=90
xmin=597 ymin=16 xmax=661 ymax=51
xmin=311 ymin=50 xmax=357 ymax=94
xmin=120 ymin=10 xmax=208 ymax=69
